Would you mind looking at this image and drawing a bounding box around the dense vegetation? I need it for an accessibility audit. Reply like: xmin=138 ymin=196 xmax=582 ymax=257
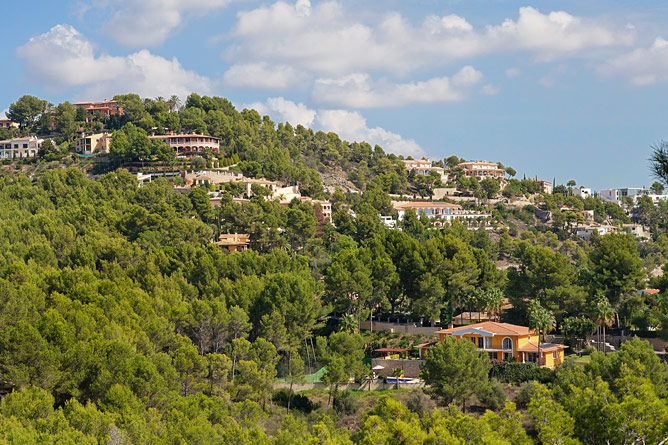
xmin=1 ymin=93 xmax=668 ymax=442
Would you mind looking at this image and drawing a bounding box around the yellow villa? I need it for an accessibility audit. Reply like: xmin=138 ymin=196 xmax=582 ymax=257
xmin=433 ymin=321 xmax=566 ymax=369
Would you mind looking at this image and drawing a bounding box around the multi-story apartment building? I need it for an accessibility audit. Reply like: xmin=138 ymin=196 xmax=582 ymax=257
xmin=530 ymin=179 xmax=552 ymax=194
xmin=74 ymin=133 xmax=111 ymax=154
xmin=149 ymin=133 xmax=220 ymax=155
xmin=0 ymin=136 xmax=46 ymax=158
xmin=458 ymin=160 xmax=504 ymax=178
xmin=74 ymin=100 xmax=123 ymax=121
xmin=402 ymin=158 xmax=448 ymax=182
xmin=600 ymin=187 xmax=668 ymax=205
xmin=0 ymin=118 xmax=19 ymax=130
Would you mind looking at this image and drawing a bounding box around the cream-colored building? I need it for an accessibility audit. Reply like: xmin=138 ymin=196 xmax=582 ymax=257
xmin=74 ymin=133 xmax=111 ymax=154
xmin=149 ymin=133 xmax=220 ymax=155
xmin=0 ymin=136 xmax=45 ymax=158
xmin=403 ymin=159 xmax=448 ymax=182
xmin=458 ymin=160 xmax=504 ymax=178
xmin=0 ymin=118 xmax=19 ymax=130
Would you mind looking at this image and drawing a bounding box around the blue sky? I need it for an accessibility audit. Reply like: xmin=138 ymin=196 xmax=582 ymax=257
xmin=3 ymin=1 xmax=668 ymax=190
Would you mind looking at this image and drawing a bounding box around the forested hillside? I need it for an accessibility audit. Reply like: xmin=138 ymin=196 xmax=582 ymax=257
xmin=1 ymin=93 xmax=668 ymax=443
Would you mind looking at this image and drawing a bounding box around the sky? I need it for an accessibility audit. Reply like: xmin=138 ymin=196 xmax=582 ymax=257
xmin=2 ymin=0 xmax=668 ymax=190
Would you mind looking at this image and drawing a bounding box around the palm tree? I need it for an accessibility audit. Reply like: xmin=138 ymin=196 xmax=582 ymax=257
xmin=482 ymin=288 xmax=505 ymax=322
xmin=595 ymin=295 xmax=615 ymax=355
xmin=339 ymin=313 xmax=357 ymax=334
xmin=168 ymin=95 xmax=181 ymax=112
xmin=528 ymin=301 xmax=555 ymax=367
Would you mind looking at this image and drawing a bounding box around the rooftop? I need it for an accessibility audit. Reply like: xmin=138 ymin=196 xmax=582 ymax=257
xmin=517 ymin=341 xmax=567 ymax=353
xmin=436 ymin=321 xmax=533 ymax=336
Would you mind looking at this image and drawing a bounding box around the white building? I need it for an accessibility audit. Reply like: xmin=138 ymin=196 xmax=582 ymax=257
xmin=380 ymin=215 xmax=398 ymax=229
xmin=574 ymin=225 xmax=617 ymax=240
xmin=601 ymin=187 xmax=668 ymax=205
xmin=393 ymin=201 xmax=490 ymax=222
xmin=0 ymin=136 xmax=46 ymax=159
xmin=573 ymin=187 xmax=591 ymax=199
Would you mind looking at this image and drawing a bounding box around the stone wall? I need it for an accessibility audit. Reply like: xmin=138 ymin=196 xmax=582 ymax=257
xmin=273 ymin=380 xmax=425 ymax=392
xmin=359 ymin=320 xmax=440 ymax=335
xmin=371 ymin=358 xmax=425 ymax=378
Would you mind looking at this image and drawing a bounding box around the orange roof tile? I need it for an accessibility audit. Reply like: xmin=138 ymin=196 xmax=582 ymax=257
xmin=436 ymin=321 xmax=533 ymax=336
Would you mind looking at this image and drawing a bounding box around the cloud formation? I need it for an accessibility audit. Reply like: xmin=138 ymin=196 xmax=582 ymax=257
xmin=85 ymin=0 xmax=237 ymax=47
xmin=225 ymin=2 xmax=633 ymax=77
xmin=602 ymin=37 xmax=668 ymax=85
xmin=17 ymin=24 xmax=212 ymax=100
xmin=244 ymin=97 xmax=424 ymax=157
xmin=311 ymin=66 xmax=482 ymax=108
xmin=317 ymin=109 xmax=424 ymax=157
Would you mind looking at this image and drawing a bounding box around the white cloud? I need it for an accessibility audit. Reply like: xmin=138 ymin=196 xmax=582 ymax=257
xmin=312 ymin=66 xmax=482 ymax=108
xmin=0 ymin=109 xmax=7 ymax=119
xmin=316 ymin=109 xmax=424 ymax=157
xmin=222 ymin=63 xmax=309 ymax=89
xmin=243 ymin=97 xmax=316 ymax=127
xmin=481 ymin=84 xmax=499 ymax=95
xmin=243 ymin=97 xmax=424 ymax=156
xmin=85 ymin=0 xmax=237 ymax=47
xmin=602 ymin=37 xmax=668 ymax=85
xmin=487 ymin=7 xmax=633 ymax=60
xmin=506 ymin=67 xmax=521 ymax=78
xmin=225 ymin=3 xmax=633 ymax=76
xmin=17 ymin=24 xmax=212 ymax=100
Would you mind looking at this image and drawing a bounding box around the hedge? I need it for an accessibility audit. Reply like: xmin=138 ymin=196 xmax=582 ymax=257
xmin=488 ymin=361 xmax=554 ymax=384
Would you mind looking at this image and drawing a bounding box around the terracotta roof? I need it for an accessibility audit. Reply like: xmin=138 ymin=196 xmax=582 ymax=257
xmin=414 ymin=342 xmax=436 ymax=349
xmin=517 ymin=342 xmax=567 ymax=353
xmin=436 ymin=321 xmax=533 ymax=336
xmin=374 ymin=348 xmax=409 ymax=353
xmin=640 ymin=288 xmax=660 ymax=294
xmin=395 ymin=201 xmax=461 ymax=209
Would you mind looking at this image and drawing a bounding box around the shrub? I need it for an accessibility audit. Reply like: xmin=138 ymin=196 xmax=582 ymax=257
xmin=477 ymin=379 xmax=506 ymax=411
xmin=582 ymin=346 xmax=596 ymax=356
xmin=272 ymin=389 xmax=318 ymax=414
xmin=405 ymin=391 xmax=430 ymax=418
xmin=489 ymin=362 xmax=553 ymax=384
xmin=333 ymin=390 xmax=359 ymax=415
xmin=514 ymin=381 xmax=538 ymax=409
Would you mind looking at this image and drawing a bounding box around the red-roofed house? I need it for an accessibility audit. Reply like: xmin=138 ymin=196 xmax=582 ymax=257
xmin=432 ymin=321 xmax=566 ymax=368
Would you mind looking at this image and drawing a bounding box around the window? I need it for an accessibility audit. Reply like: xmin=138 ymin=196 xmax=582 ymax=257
xmin=484 ymin=337 xmax=492 ymax=349
xmin=502 ymin=337 xmax=513 ymax=350
xmin=488 ymin=352 xmax=497 ymax=360
xmin=503 ymin=352 xmax=513 ymax=361
xmin=477 ymin=337 xmax=484 ymax=349
xmin=553 ymin=351 xmax=557 ymax=359
xmin=22 ymin=144 xmax=27 ymax=148
xmin=526 ymin=352 xmax=538 ymax=363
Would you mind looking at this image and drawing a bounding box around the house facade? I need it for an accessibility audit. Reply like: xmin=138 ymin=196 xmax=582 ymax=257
xmin=149 ymin=133 xmax=220 ymax=155
xmin=434 ymin=321 xmax=566 ymax=368
xmin=458 ymin=161 xmax=504 ymax=178
xmin=530 ymin=179 xmax=552 ymax=194
xmin=74 ymin=100 xmax=123 ymax=121
xmin=74 ymin=133 xmax=111 ymax=154
xmin=0 ymin=136 xmax=45 ymax=158
xmin=394 ymin=201 xmax=490 ymax=222
xmin=0 ymin=118 xmax=19 ymax=129
xmin=402 ymin=158 xmax=448 ymax=182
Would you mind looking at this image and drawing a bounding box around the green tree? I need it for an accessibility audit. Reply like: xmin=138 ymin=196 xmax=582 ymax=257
xmin=528 ymin=300 xmax=555 ymax=366
xmin=421 ymin=336 xmax=491 ymax=411
xmin=7 ymin=95 xmax=47 ymax=129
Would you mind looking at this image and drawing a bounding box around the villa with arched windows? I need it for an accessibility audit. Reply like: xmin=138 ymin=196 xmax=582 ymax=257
xmin=431 ymin=321 xmax=566 ymax=369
